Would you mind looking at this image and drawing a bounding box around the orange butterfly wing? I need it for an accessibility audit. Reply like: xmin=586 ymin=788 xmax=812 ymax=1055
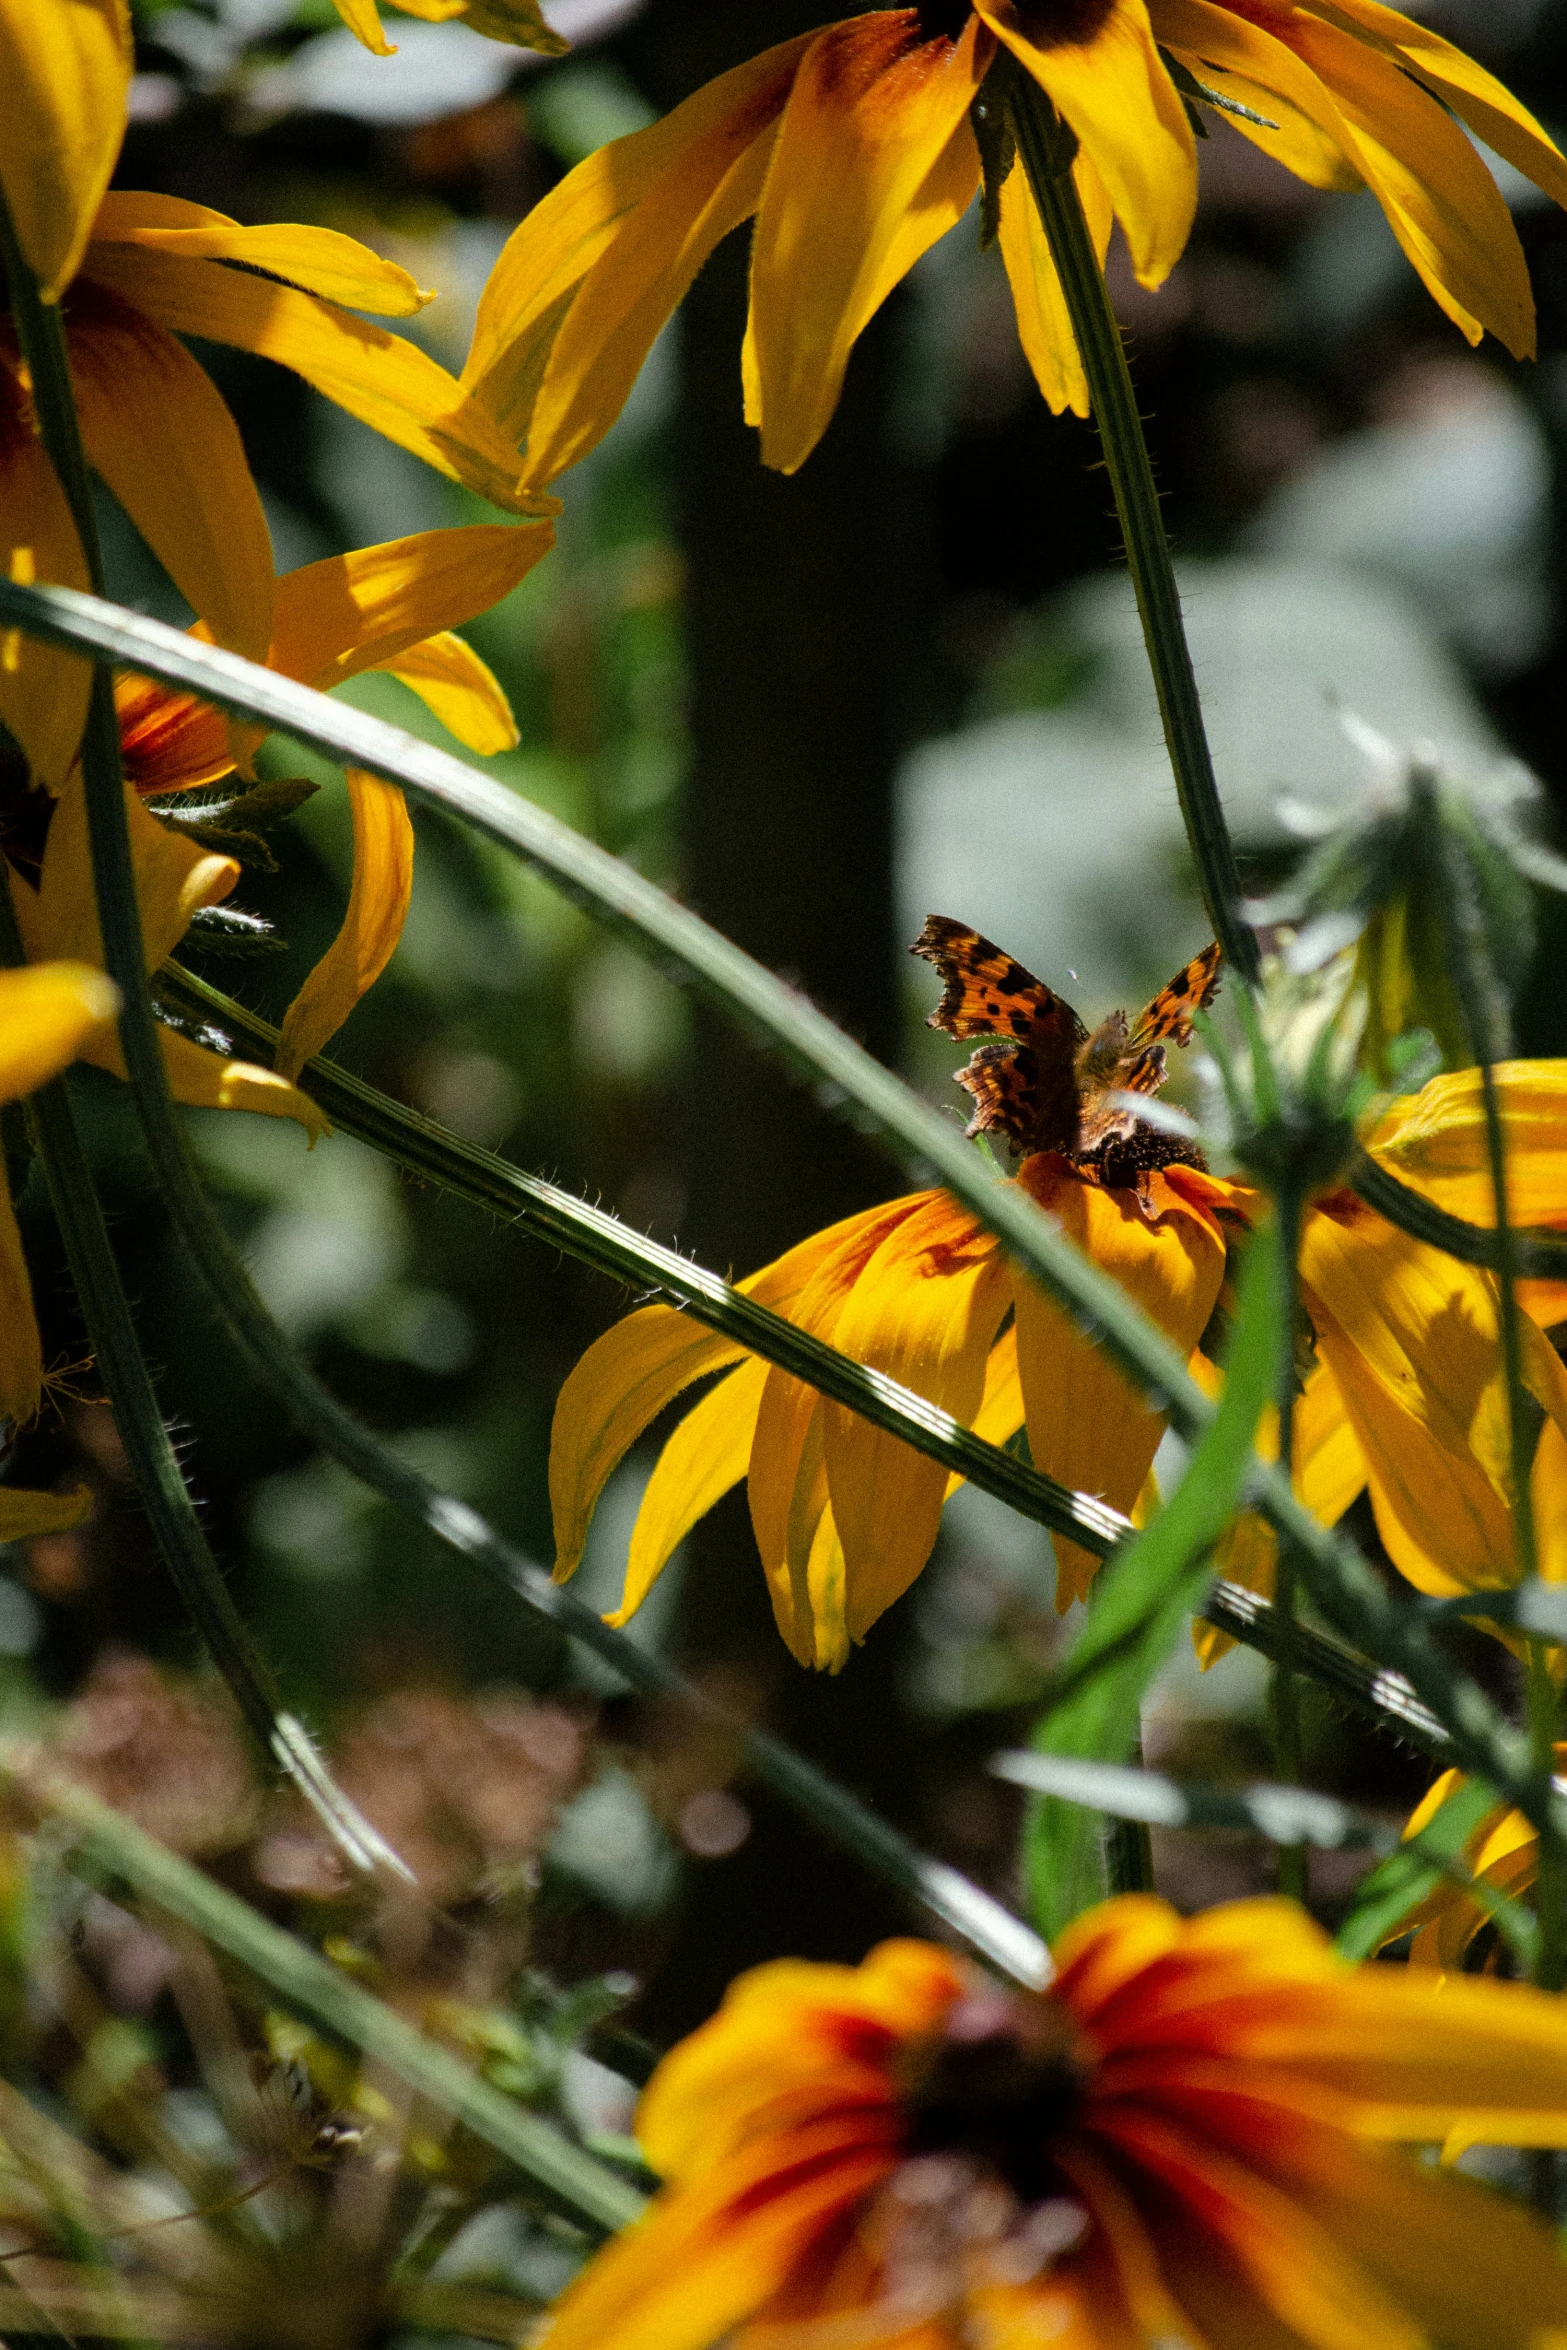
xmin=911 ymin=916 xmax=1086 ymax=1157
xmin=1124 ymin=943 xmax=1223 ymax=1085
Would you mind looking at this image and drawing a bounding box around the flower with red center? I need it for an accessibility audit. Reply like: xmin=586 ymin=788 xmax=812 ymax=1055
xmin=463 ymin=0 xmax=1567 ymax=487
xmin=541 ymin=1897 xmax=1567 ymax=2350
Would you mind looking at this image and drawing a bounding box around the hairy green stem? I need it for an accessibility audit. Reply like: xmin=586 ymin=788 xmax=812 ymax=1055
xmin=1268 ymin=1186 xmax=1308 ymax=1904
xmin=1004 ymin=68 xmax=1257 ymax=986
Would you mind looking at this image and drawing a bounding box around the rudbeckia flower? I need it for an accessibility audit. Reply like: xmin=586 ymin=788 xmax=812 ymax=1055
xmin=332 ymin=0 xmax=566 ymax=58
xmin=551 ymin=920 xmax=1244 ymax=1669
xmin=541 ymin=1897 xmax=1567 ymax=2350
xmin=1379 ymin=1762 xmax=1555 ymax=1980
xmin=463 ymin=0 xmax=1567 ymax=487
xmin=0 ymin=188 xmax=547 ymax=789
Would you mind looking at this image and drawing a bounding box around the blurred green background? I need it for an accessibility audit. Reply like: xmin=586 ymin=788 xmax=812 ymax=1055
xmin=7 ymin=0 xmax=1567 ymax=2052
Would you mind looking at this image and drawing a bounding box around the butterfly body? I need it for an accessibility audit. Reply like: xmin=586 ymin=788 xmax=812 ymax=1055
xmin=911 ymin=916 xmax=1221 ymax=1189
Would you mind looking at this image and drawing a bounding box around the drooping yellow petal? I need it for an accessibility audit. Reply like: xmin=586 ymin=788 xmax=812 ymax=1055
xmin=374 ymin=634 xmax=519 ymax=756
xmin=746 ymin=15 xmax=987 ymax=475
xmin=821 ymin=1192 xmax=1010 ymax=1644
xmin=1306 ymin=0 xmax=1567 ymax=212
xmin=89 ymin=192 xmax=430 ymax=316
xmin=449 ymin=0 xmax=568 ymax=50
xmin=66 ymin=286 xmax=276 ymax=662
xmin=977 ymin=0 xmax=1196 ymax=289
xmin=328 ymin=0 xmax=394 ymax=54
xmin=82 ymin=242 xmax=543 ymax=517
xmin=0 ymin=961 xmax=118 ymax=1101
xmin=0 ymin=0 xmax=131 ymax=301
xmin=613 ymin=1357 xmax=769 ymax=1624
xmin=21 ymin=771 xmax=238 ymax=977
xmin=270 ymin=523 xmax=554 ymax=691
xmin=549 ymin=1199 xmax=905 ymax=1581
xmin=465 ymin=39 xmax=811 ymax=458
xmin=996 ymin=150 xmax=1111 ymax=418
xmin=1012 ymin=1161 xmax=1228 ymax=1610
xmin=0 ymin=1181 xmax=42 ymax=1429
xmin=0 ymin=1483 xmax=91 ymax=1541
xmin=525 ymin=39 xmax=813 ymax=485
xmin=0 ymin=363 xmax=92 ymax=786
xmin=1299 ymin=1189 xmax=1567 ymax=1597
xmin=276 ymin=770 xmax=414 ymax=1080
xmin=73 ymin=1020 xmax=330 ymax=1139
xmin=943 ymin=1323 xmax=1025 ymax=1499
xmin=1366 ymin=1062 xmax=1567 ymax=1232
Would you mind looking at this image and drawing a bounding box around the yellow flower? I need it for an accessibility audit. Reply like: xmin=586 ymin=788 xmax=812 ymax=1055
xmin=331 ymin=0 xmax=567 ymax=59
xmin=0 ymin=958 xmax=119 ymax=1432
xmin=463 ymin=0 xmax=1567 ymax=487
xmin=0 ymin=185 xmax=548 ymax=789
xmin=109 ymin=521 xmax=551 ymax=1077
xmin=1381 ymin=1763 xmax=1556 ymax=1980
xmin=551 ymin=927 xmax=1245 ymax=1669
xmin=541 ymin=1897 xmax=1567 ymax=2350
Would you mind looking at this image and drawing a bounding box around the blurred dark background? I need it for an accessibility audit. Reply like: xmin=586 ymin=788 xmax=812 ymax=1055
xmin=7 ymin=0 xmax=1567 ymax=2043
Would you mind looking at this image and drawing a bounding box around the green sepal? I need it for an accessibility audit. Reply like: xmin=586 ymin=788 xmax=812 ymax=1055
xmin=153 ymin=776 xmax=319 ymax=875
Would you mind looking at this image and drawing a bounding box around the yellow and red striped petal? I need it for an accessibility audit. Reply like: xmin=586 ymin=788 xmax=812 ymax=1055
xmin=746 ymin=14 xmax=988 ymax=476
xmin=0 ymin=1484 xmax=92 ymax=1541
xmin=1012 ymin=1160 xmax=1228 ymax=1610
xmin=977 ymin=0 xmax=1195 ymax=289
xmin=523 ymin=39 xmax=811 ymax=485
xmin=114 ymin=675 xmax=232 ymax=798
xmin=276 ymin=770 xmax=415 ymax=1080
xmin=66 ymin=287 xmax=275 ymax=663
xmin=0 ymin=959 xmax=118 ymax=1102
xmin=0 ymin=363 xmax=92 ymax=786
xmin=0 ymin=0 xmax=131 ymax=302
xmin=822 ymin=1191 xmax=1009 ymax=1643
xmin=89 ymin=192 xmax=430 ymax=315
xmin=82 ymin=243 xmax=542 ymax=517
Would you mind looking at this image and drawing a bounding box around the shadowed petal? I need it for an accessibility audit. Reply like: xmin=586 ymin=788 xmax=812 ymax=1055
xmin=996 ymin=150 xmax=1111 ymax=417
xmin=277 ymin=770 xmax=414 ymax=1080
xmin=0 ymin=959 xmax=118 ymax=1101
xmin=614 ymin=1357 xmax=770 ymax=1624
xmin=0 ymin=361 xmax=91 ymax=785
xmin=90 ymin=192 xmax=430 ymax=314
xmin=0 ymin=1179 xmax=42 ymax=1428
xmin=0 ymin=1485 xmax=91 ymax=1542
xmin=375 ymin=634 xmax=520 ymax=755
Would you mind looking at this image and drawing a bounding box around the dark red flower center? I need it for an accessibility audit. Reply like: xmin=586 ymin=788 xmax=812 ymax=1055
xmin=901 ymin=1990 xmax=1088 ymax=2205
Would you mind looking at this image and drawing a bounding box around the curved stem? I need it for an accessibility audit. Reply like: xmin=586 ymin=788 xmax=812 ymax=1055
xmin=1269 ymin=1185 xmax=1307 ymax=1905
xmin=1005 ymin=70 xmax=1257 ymax=986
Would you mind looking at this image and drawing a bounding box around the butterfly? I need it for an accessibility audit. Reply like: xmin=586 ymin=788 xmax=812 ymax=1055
xmin=911 ymin=917 xmax=1222 ymax=1182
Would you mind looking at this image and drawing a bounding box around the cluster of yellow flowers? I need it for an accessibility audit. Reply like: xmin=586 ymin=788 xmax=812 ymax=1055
xmin=11 ymin=0 xmax=1567 ymax=2345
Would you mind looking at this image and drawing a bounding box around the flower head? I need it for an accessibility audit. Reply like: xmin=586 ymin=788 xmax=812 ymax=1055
xmin=465 ymin=0 xmax=1567 ymax=486
xmin=550 ymin=920 xmax=1245 ymax=1667
xmin=542 ymin=1897 xmax=1567 ymax=2350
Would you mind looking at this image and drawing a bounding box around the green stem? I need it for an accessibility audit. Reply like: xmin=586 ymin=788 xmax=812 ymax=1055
xmin=1351 ymin=1152 xmax=1567 ymax=1279
xmin=0 ymin=574 xmax=1539 ymax=1838
xmin=1005 ymin=69 xmax=1257 ymax=986
xmin=1269 ymin=1186 xmax=1307 ymax=1906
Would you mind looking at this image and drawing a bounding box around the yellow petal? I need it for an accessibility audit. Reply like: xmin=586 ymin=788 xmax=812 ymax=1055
xmin=1013 ymin=1161 xmax=1228 ymax=1609
xmin=276 ymin=770 xmax=414 ymax=1080
xmin=0 ymin=1180 xmax=42 ymax=1428
xmin=452 ymin=0 xmax=567 ymax=51
xmin=1307 ymin=0 xmax=1567 ymax=210
xmin=374 ymin=633 xmax=518 ymax=756
xmin=1367 ymin=1062 xmax=1567 ymax=1231
xmin=527 ymin=41 xmax=815 ymax=485
xmin=0 ymin=0 xmax=131 ymax=301
xmin=89 ymin=192 xmax=430 ymax=316
xmin=82 ymin=243 xmax=543 ymax=517
xmin=66 ymin=286 xmax=275 ymax=662
xmin=944 ymin=1323 xmax=1025 ymax=1499
xmin=746 ymin=15 xmax=986 ymax=475
xmin=548 ymin=1200 xmax=903 ymax=1581
xmin=0 ymin=1483 xmax=91 ymax=1541
xmin=996 ymin=150 xmax=1111 ymax=419
xmin=464 ymin=38 xmax=811 ymax=456
xmin=74 ymin=1021 xmax=329 ymax=1139
xmin=114 ymin=674 xmax=233 ymax=799
xmin=272 ymin=523 xmax=554 ymax=690
xmin=0 ymin=961 xmax=118 ymax=1101
xmin=977 ymin=0 xmax=1195 ymax=288
xmin=0 ymin=365 xmax=91 ymax=786
xmin=821 ymin=1192 xmax=1010 ymax=1643
xmin=26 ymin=772 xmax=237 ymax=975
xmin=613 ymin=1357 xmax=769 ymax=1625
xmin=329 ymin=0 xmax=394 ymax=54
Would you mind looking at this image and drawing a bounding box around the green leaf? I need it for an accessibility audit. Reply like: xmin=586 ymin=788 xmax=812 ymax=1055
xmin=155 ymin=776 xmax=319 ymax=873
xmin=1024 ymin=1222 xmax=1280 ymax=1940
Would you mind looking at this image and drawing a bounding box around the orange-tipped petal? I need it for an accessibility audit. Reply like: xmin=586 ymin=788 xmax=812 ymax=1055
xmin=746 ymin=14 xmax=987 ymax=475
xmin=821 ymin=1192 xmax=1010 ymax=1643
xmin=82 ymin=243 xmax=544 ymax=517
xmin=977 ymin=0 xmax=1195 ymax=288
xmin=89 ymin=192 xmax=430 ymax=315
xmin=0 ymin=361 xmax=91 ymax=786
xmin=276 ymin=770 xmax=414 ymax=1080
xmin=66 ymin=285 xmax=275 ymax=663
xmin=0 ymin=0 xmax=131 ymax=302
xmin=1012 ymin=1160 xmax=1228 ymax=1609
xmin=523 ymin=39 xmax=812 ymax=485
xmin=0 ymin=960 xmax=118 ymax=1101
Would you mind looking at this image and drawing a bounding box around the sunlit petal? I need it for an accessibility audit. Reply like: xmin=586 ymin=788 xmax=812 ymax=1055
xmin=90 ymin=191 xmax=430 ymax=314
xmin=375 ymin=634 xmax=519 ymax=755
xmin=996 ymin=151 xmax=1111 ymax=417
xmin=0 ymin=960 xmax=118 ymax=1101
xmin=614 ymin=1358 xmax=770 ymax=1625
xmin=0 ymin=360 xmax=91 ymax=786
xmin=0 ymin=0 xmax=131 ymax=301
xmin=270 ymin=524 xmax=554 ymax=690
